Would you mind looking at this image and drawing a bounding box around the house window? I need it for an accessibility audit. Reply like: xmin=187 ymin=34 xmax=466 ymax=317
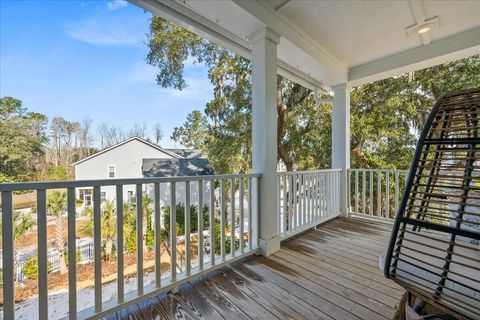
xmin=79 ymin=189 xmax=93 ymax=206
xmin=100 ymin=191 xmax=106 ymax=203
xmin=108 ymin=165 xmax=116 ymax=178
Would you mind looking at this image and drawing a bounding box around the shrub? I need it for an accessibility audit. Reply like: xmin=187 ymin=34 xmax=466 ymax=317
xmin=213 ymin=222 xmax=239 ymax=255
xmin=22 ymin=255 xmax=52 ymax=280
xmin=163 ymin=204 xmax=209 ymax=236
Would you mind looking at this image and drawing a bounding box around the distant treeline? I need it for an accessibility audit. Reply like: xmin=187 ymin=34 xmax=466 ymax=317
xmin=0 ymin=96 xmax=164 ymax=182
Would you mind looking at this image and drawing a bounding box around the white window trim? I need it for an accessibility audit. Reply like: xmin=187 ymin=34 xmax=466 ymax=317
xmin=108 ymin=165 xmax=116 ymax=178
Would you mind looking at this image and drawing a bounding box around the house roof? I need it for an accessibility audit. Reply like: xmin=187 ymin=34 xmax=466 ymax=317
xmin=164 ymin=148 xmax=204 ymax=159
xmin=142 ymin=158 xmax=214 ymax=177
xmin=72 ymin=137 xmax=182 ymax=166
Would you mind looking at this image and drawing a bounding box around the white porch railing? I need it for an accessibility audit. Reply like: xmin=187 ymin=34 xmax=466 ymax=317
xmin=0 ymin=174 xmax=260 ymax=319
xmin=348 ymin=169 xmax=409 ymax=222
xmin=278 ymin=169 xmax=342 ymax=239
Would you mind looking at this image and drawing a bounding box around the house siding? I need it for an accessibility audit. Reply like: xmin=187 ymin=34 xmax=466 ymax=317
xmin=74 ymin=138 xmax=211 ymax=209
xmin=75 ymin=139 xmax=175 ymax=204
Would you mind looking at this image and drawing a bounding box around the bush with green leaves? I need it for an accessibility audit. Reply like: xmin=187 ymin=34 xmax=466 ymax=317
xmin=22 ymin=255 xmax=52 ymax=280
xmin=163 ymin=204 xmax=209 ymax=236
xmin=213 ymin=222 xmax=239 ymax=255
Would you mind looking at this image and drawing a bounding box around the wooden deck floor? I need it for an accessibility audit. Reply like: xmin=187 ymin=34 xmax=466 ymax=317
xmin=108 ymin=217 xmax=404 ymax=320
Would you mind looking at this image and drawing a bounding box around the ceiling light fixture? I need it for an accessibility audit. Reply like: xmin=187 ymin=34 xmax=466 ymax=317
xmin=417 ymin=25 xmax=432 ymax=34
xmin=405 ymin=16 xmax=439 ymax=37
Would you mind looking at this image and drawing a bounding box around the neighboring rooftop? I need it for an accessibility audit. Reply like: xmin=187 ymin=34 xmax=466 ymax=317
xmin=72 ymin=137 xmax=182 ymax=165
xmin=165 ymin=148 xmax=204 ymax=159
xmin=142 ymin=158 xmax=213 ymax=177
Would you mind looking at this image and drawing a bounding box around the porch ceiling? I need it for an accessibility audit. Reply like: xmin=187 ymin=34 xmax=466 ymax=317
xmin=133 ymin=0 xmax=480 ymax=88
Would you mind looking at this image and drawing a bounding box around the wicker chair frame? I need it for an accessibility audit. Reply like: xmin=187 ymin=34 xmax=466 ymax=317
xmin=384 ymin=88 xmax=480 ymax=319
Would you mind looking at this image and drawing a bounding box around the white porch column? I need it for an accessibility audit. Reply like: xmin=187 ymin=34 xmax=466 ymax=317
xmin=251 ymin=27 xmax=280 ymax=256
xmin=332 ymin=83 xmax=351 ymax=217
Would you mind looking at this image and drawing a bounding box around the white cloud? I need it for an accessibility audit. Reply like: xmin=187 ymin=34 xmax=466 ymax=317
xmin=65 ymin=18 xmax=141 ymax=46
xmin=127 ymin=64 xmax=213 ymax=101
xmin=128 ymin=64 xmax=158 ymax=83
xmin=107 ymin=0 xmax=128 ymax=11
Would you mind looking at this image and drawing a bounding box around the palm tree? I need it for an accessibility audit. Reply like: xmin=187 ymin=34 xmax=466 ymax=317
xmin=0 ymin=210 xmax=35 ymax=282
xmin=81 ymin=200 xmax=117 ymax=261
xmin=47 ymin=191 xmax=68 ymax=274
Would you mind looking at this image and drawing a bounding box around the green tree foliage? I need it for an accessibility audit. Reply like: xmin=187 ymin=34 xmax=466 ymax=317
xmin=46 ymin=165 xmax=69 ymax=181
xmin=212 ymin=222 xmax=239 ymax=255
xmin=163 ymin=203 xmax=209 ymax=237
xmin=351 ymin=56 xmax=480 ymax=170
xmin=147 ymin=17 xmax=331 ymax=173
xmin=0 ymin=97 xmax=48 ymax=181
xmin=123 ymin=203 xmax=138 ymax=252
xmin=147 ymin=17 xmax=480 ymax=172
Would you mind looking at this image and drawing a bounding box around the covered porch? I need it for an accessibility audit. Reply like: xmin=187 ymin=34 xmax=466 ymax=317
xmin=0 ymin=0 xmax=479 ymax=319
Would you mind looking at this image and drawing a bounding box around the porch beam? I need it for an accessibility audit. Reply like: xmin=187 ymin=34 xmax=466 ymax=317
xmin=332 ymin=83 xmax=351 ymax=217
xmin=349 ymin=26 xmax=480 ymax=86
xmin=251 ymin=27 xmax=281 ymax=256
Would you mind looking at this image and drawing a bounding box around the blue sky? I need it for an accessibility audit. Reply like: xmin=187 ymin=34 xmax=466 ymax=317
xmin=0 ymin=0 xmax=213 ymax=148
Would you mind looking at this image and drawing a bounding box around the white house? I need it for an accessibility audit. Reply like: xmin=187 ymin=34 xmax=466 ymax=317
xmin=73 ymin=137 xmax=213 ymax=208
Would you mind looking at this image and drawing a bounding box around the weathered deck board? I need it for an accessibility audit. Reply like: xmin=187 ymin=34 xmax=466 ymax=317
xmin=110 ymin=217 xmax=403 ymax=320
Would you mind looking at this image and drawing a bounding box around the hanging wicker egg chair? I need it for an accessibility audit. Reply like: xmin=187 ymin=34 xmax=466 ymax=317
xmin=383 ymin=88 xmax=480 ymax=319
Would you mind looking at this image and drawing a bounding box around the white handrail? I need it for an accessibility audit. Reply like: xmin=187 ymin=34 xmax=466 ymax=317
xmin=277 ymin=168 xmax=342 ymax=175
xmin=0 ymin=173 xmax=262 ymax=192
